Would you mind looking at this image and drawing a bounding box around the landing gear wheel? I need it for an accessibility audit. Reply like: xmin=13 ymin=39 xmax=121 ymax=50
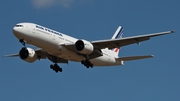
xmin=81 ymin=60 xmax=93 ymax=68
xmin=90 ymin=64 xmax=93 ymax=68
xmin=59 ymin=68 xmax=63 ymax=72
xmin=55 ymin=69 xmax=59 ymax=73
xmin=50 ymin=64 xmax=53 ymax=69
xmin=50 ymin=64 xmax=63 ymax=73
xmin=86 ymin=66 xmax=89 ymax=68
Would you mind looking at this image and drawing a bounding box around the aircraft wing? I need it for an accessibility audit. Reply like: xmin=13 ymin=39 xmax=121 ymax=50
xmin=91 ymin=30 xmax=174 ymax=49
xmin=4 ymin=53 xmax=19 ymax=57
xmin=4 ymin=49 xmax=68 ymax=63
xmin=3 ymin=49 xmax=47 ymax=59
xmin=64 ymin=30 xmax=173 ymax=59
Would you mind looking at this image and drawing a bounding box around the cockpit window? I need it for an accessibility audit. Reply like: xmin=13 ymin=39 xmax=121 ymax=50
xmin=15 ymin=25 xmax=23 ymax=27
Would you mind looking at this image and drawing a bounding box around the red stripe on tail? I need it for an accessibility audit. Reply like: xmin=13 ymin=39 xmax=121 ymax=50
xmin=114 ymin=48 xmax=119 ymax=53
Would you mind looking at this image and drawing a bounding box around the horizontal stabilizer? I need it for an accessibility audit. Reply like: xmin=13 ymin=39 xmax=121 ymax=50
xmin=116 ymin=55 xmax=154 ymax=61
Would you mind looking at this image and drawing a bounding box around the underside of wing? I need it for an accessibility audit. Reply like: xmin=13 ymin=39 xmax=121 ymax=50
xmin=34 ymin=49 xmax=68 ymax=63
xmin=64 ymin=43 xmax=103 ymax=60
xmin=91 ymin=30 xmax=174 ymax=49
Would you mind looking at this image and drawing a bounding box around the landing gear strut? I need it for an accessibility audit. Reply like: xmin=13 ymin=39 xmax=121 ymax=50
xmin=19 ymin=39 xmax=26 ymax=47
xmin=50 ymin=63 xmax=62 ymax=73
xmin=81 ymin=60 xmax=93 ymax=68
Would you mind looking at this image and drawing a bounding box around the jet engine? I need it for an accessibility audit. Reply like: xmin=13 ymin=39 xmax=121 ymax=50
xmin=19 ymin=47 xmax=38 ymax=63
xmin=75 ymin=39 xmax=94 ymax=55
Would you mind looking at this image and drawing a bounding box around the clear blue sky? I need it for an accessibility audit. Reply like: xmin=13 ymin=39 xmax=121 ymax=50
xmin=0 ymin=0 xmax=179 ymax=101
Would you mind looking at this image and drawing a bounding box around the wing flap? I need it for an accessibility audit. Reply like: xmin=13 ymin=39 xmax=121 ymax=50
xmin=116 ymin=55 xmax=154 ymax=61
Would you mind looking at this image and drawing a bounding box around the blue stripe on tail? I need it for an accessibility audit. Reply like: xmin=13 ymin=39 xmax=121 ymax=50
xmin=115 ymin=27 xmax=124 ymax=39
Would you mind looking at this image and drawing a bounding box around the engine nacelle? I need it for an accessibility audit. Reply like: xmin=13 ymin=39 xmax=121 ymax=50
xmin=19 ymin=47 xmax=37 ymax=63
xmin=75 ymin=39 xmax=94 ymax=55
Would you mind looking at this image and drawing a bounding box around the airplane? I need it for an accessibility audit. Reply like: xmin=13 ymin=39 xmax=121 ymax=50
xmin=4 ymin=22 xmax=174 ymax=73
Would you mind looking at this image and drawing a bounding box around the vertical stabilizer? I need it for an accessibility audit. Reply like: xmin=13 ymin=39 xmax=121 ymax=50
xmin=111 ymin=26 xmax=124 ymax=39
xmin=111 ymin=26 xmax=124 ymax=56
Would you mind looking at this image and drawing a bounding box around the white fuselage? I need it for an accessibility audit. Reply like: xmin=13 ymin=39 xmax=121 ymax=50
xmin=13 ymin=23 xmax=123 ymax=66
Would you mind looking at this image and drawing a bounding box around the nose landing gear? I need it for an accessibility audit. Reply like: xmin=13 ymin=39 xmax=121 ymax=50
xmin=19 ymin=39 xmax=26 ymax=47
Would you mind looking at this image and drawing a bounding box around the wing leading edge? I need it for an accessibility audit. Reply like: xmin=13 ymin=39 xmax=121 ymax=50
xmin=91 ymin=30 xmax=174 ymax=49
xmin=4 ymin=49 xmax=68 ymax=64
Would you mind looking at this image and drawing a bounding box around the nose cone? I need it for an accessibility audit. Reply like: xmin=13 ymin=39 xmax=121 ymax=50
xmin=13 ymin=26 xmax=17 ymax=33
xmin=12 ymin=25 xmax=24 ymax=39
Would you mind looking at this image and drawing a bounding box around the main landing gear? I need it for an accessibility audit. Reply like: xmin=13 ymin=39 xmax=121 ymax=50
xmin=81 ymin=60 xmax=93 ymax=68
xmin=50 ymin=63 xmax=62 ymax=73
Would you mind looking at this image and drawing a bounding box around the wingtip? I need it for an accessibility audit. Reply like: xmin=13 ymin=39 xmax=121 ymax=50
xmin=3 ymin=55 xmax=7 ymax=58
xmin=171 ymin=30 xmax=175 ymax=33
xmin=151 ymin=55 xmax=154 ymax=58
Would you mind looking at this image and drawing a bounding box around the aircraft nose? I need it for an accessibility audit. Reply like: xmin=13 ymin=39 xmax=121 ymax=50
xmin=12 ymin=25 xmax=24 ymax=39
xmin=13 ymin=26 xmax=17 ymax=33
xmin=13 ymin=26 xmax=20 ymax=36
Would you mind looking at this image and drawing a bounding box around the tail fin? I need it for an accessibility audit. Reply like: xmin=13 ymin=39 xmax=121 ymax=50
xmin=111 ymin=26 xmax=124 ymax=56
xmin=111 ymin=26 xmax=124 ymax=39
